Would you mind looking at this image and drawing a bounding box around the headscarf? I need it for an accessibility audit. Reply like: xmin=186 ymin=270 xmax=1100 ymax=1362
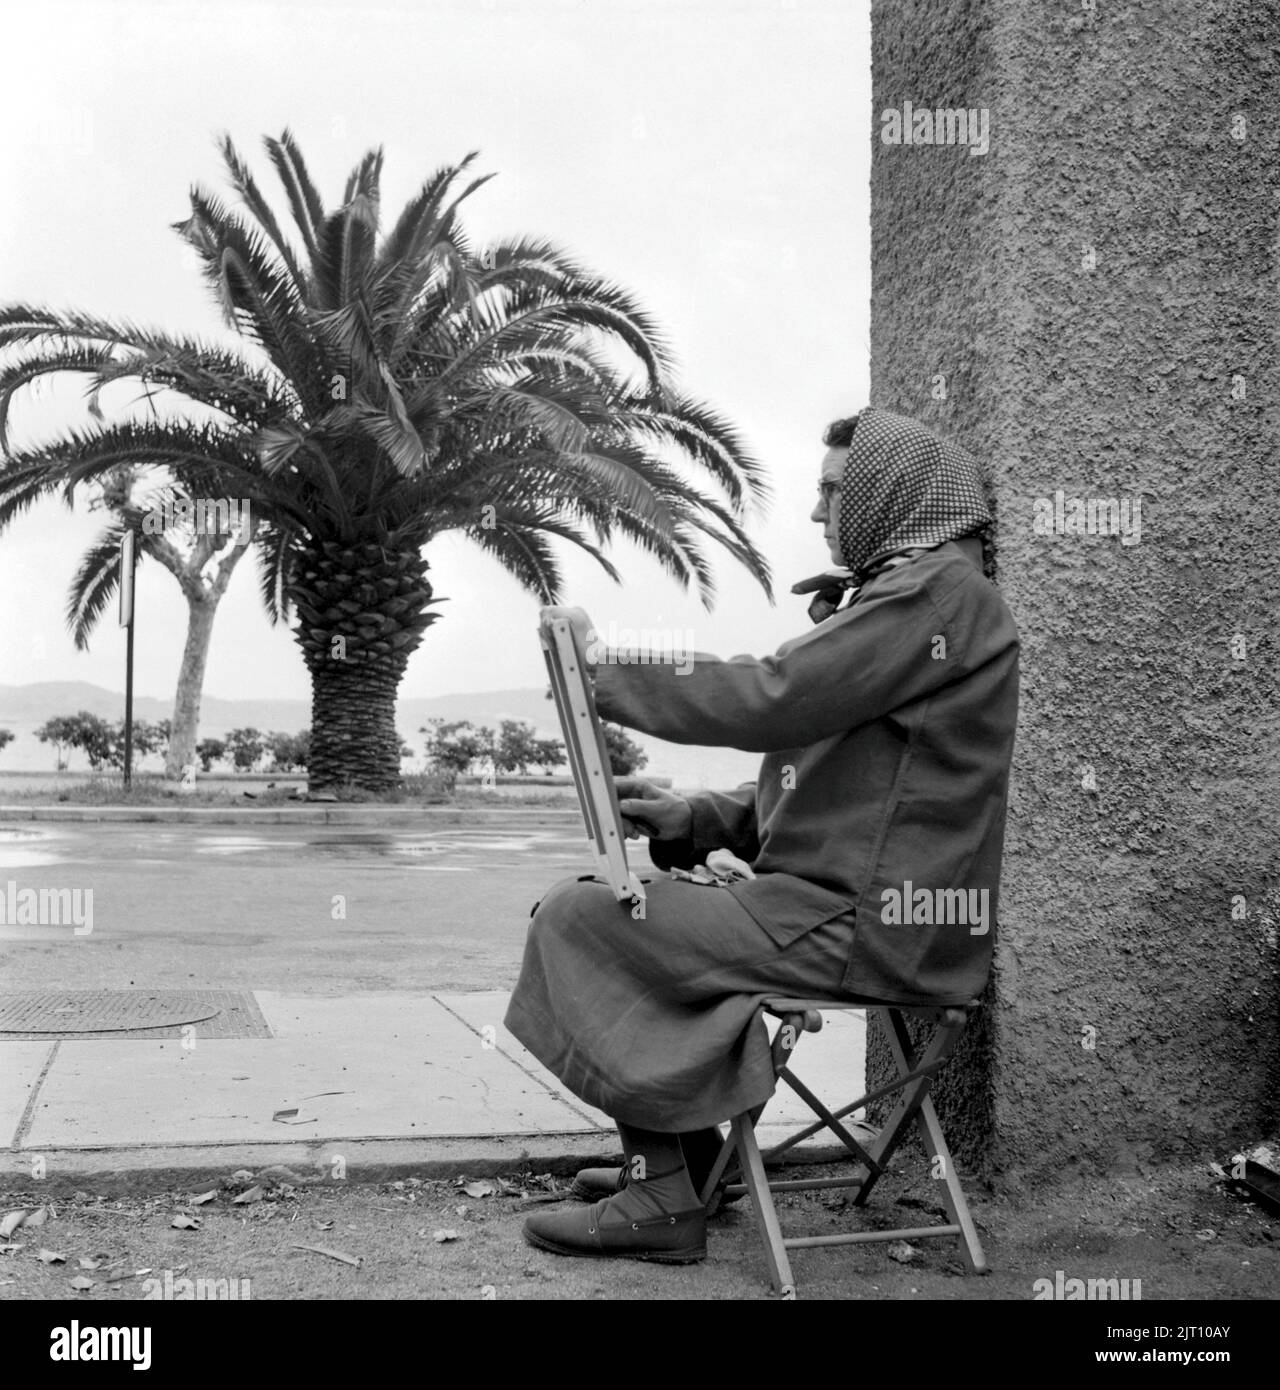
xmin=794 ymin=409 xmax=995 ymax=623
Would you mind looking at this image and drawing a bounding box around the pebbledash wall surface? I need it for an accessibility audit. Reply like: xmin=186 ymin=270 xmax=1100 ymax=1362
xmin=867 ymin=0 xmax=1279 ymax=1182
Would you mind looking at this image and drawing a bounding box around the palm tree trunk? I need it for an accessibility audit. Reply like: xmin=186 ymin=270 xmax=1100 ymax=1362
xmin=308 ymin=660 xmax=406 ymax=790
xmin=289 ymin=539 xmax=439 ymax=795
xmin=164 ymin=593 xmax=219 ymax=778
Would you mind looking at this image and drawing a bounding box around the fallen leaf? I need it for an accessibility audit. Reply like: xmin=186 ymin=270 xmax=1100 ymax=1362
xmin=77 ymin=1257 xmax=102 ymax=1270
xmin=886 ymin=1241 xmax=920 ymax=1263
xmin=434 ymin=1229 xmax=460 ymax=1243
xmin=231 ymin=1186 xmax=264 ymax=1205
xmin=463 ymin=1181 xmax=497 ymax=1199
xmin=37 ymin=1249 xmax=67 ymax=1264
xmin=228 ymin=1169 xmax=254 ymax=1183
xmin=0 ymin=1212 xmax=27 ymax=1239
xmin=314 ymin=1220 xmax=334 ymax=1232
xmin=257 ymin=1166 xmax=310 ymax=1186
xmin=189 ymin=1191 xmax=218 ymax=1206
xmin=69 ymin=1275 xmax=95 ymax=1291
xmin=23 ymin=1208 xmax=48 ymax=1228
xmin=170 ymin=1216 xmax=201 ymax=1230
xmin=291 ymin=1244 xmax=361 ymax=1268
xmin=0 ymin=1244 xmax=23 ymax=1255
xmin=1195 ymin=1228 xmax=1217 ymax=1242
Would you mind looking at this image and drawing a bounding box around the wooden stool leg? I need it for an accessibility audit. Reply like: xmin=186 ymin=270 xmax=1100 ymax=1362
xmin=699 ymin=1128 xmax=739 ymax=1209
xmin=732 ymin=1112 xmax=796 ymax=1299
xmin=854 ymin=1007 xmax=964 ymax=1205
xmin=913 ymin=1093 xmax=989 ymax=1273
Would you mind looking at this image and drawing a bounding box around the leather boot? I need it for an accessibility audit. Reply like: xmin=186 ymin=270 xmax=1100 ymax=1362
xmin=525 ymin=1125 xmax=706 ymax=1263
xmin=523 ymin=1164 xmax=707 ymax=1263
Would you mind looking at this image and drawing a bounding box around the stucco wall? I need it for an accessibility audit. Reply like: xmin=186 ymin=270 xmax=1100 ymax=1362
xmin=868 ymin=0 xmax=1279 ymax=1183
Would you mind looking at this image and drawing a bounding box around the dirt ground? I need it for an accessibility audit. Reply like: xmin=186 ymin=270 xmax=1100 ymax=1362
xmin=2 ymin=1158 xmax=1275 ymax=1303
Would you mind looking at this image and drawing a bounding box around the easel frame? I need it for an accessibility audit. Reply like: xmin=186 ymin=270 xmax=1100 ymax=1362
xmin=539 ymin=609 xmax=647 ymax=915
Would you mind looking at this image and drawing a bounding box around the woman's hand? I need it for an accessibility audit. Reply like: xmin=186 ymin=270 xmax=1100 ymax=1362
xmin=614 ymin=777 xmax=693 ymax=841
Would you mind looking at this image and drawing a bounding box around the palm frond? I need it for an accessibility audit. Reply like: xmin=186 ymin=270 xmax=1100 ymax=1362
xmin=253 ymin=520 xmax=295 ymax=623
xmin=463 ymin=516 xmax=564 ymax=602
xmin=64 ymin=517 xmax=132 ymax=648
xmin=0 ymin=344 xmax=117 ymax=452
xmin=263 ymin=128 xmax=325 ymax=261
xmin=217 ymin=132 xmax=309 ymax=292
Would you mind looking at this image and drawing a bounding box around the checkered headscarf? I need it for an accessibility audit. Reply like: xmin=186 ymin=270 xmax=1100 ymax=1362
xmin=837 ymin=409 xmax=994 ymax=579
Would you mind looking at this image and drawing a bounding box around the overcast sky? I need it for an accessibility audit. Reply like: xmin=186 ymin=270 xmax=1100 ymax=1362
xmin=0 ymin=0 xmax=871 ymax=706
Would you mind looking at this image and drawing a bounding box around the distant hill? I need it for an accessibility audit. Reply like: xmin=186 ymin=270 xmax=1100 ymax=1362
xmin=0 ymin=681 xmax=561 ymax=738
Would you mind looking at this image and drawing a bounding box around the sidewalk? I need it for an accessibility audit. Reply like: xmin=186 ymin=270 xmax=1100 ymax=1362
xmin=1 ymin=990 xmax=865 ymax=1191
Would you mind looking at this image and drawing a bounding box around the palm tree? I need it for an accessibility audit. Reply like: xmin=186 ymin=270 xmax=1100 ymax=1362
xmin=0 ymin=131 xmax=772 ymax=793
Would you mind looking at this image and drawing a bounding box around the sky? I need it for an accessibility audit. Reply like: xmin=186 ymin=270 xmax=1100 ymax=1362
xmin=0 ymin=0 xmax=871 ymax=709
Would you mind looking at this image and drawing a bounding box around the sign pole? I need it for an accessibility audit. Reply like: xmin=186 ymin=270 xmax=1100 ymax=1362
xmin=119 ymin=531 xmax=136 ymax=790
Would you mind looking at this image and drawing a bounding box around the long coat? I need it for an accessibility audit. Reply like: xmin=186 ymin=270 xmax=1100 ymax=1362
xmin=503 ymin=540 xmax=1019 ymax=1128
xmin=594 ymin=539 xmax=1020 ymax=1005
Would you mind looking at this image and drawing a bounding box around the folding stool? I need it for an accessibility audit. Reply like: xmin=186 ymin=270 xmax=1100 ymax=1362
xmin=699 ymin=997 xmax=988 ymax=1298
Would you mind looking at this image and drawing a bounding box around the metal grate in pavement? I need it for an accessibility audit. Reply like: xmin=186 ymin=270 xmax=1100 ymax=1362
xmin=0 ymin=989 xmax=273 ymax=1040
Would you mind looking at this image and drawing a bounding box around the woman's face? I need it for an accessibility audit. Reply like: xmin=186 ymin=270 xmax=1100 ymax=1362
xmin=810 ymin=444 xmax=847 ymax=565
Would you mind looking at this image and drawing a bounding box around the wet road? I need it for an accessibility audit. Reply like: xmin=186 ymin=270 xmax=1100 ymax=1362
xmin=0 ymin=823 xmax=603 ymax=993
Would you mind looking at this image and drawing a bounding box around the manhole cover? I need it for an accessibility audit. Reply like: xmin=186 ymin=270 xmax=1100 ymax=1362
xmin=0 ymin=990 xmax=272 ymax=1040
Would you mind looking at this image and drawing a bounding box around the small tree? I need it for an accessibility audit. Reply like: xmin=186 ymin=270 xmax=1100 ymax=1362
xmin=266 ymin=729 xmax=311 ymax=772
xmin=494 ymin=720 xmax=543 ymax=775
xmin=421 ymin=719 xmax=494 ymax=775
xmin=196 ymin=738 xmax=227 ymax=773
xmin=532 ymin=736 xmax=565 ymax=775
xmin=226 ymin=727 xmax=266 ymax=771
xmin=128 ymin=718 xmax=171 ymax=764
xmin=36 ymin=711 xmax=117 ymax=769
xmin=0 ymin=728 xmax=13 ymax=757
xmin=36 ymin=714 xmax=83 ymax=769
xmin=602 ymin=722 xmax=647 ymax=776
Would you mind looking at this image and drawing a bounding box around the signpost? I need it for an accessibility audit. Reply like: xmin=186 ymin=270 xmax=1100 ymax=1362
xmin=119 ymin=531 xmax=136 ymax=789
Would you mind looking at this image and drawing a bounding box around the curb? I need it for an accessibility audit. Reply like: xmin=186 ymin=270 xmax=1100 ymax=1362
xmin=0 ymin=806 xmax=584 ymax=827
xmin=0 ymin=1137 xmax=850 ymax=1196
xmin=0 ymin=1136 xmax=621 ymax=1195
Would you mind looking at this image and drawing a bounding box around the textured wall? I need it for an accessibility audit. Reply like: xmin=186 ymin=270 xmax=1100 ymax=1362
xmin=868 ymin=0 xmax=1280 ymax=1184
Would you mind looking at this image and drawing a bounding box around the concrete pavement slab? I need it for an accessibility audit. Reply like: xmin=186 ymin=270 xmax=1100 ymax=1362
xmin=257 ymin=990 xmax=607 ymax=1130
xmin=22 ymin=994 xmax=605 ymax=1149
xmin=0 ymin=1041 xmax=54 ymax=1146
